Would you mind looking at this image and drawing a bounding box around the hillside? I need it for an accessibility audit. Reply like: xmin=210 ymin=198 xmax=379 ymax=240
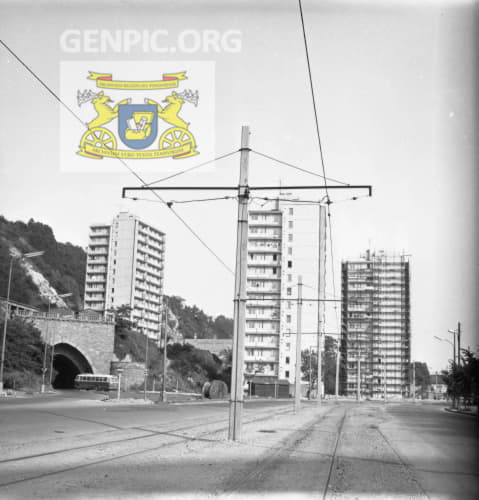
xmin=167 ymin=295 xmax=233 ymax=340
xmin=0 ymin=215 xmax=233 ymax=340
xmin=0 ymin=216 xmax=86 ymax=310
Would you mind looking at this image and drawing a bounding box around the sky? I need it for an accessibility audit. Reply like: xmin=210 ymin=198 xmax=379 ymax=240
xmin=0 ymin=0 xmax=477 ymax=373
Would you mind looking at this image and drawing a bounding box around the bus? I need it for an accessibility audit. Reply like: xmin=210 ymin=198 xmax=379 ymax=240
xmin=74 ymin=374 xmax=119 ymax=391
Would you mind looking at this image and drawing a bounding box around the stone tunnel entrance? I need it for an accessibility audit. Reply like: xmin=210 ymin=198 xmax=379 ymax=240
xmin=52 ymin=343 xmax=93 ymax=389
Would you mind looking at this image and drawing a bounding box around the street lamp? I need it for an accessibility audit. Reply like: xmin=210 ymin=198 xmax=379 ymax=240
xmin=434 ymin=335 xmax=454 ymax=356
xmin=47 ymin=292 xmax=73 ymax=389
xmin=0 ymin=250 xmax=44 ymax=393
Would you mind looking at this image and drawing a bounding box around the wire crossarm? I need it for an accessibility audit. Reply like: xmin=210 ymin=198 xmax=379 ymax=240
xmin=122 ymin=184 xmax=372 ymax=198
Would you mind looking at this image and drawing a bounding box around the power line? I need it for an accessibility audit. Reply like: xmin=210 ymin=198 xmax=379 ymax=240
xmin=124 ymin=195 xmax=236 ymax=205
xmin=298 ymin=0 xmax=330 ymax=201
xmin=144 ymin=150 xmax=239 ymax=186
xmin=251 ymin=149 xmax=349 ymax=186
xmin=0 ymin=38 xmax=234 ymax=276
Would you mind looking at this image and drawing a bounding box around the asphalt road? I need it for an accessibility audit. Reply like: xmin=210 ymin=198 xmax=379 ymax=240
xmin=0 ymin=394 xmax=477 ymax=499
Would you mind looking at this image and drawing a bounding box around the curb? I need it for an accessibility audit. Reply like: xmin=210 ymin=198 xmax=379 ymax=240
xmin=444 ymin=407 xmax=479 ymax=417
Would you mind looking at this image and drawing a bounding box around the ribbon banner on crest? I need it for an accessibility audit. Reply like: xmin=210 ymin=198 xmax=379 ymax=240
xmin=87 ymin=71 xmax=187 ymax=90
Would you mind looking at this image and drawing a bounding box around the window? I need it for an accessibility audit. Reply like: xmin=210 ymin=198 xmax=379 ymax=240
xmin=287 ymin=288 xmax=292 ymax=296
xmin=272 ymin=267 xmax=277 ymax=275
xmin=286 ymin=342 xmax=290 ymax=349
xmin=288 ymin=234 xmax=293 ymax=242
xmin=288 ymin=220 xmax=293 ymax=229
xmin=286 ymin=315 xmax=291 ymax=323
xmin=288 ymin=261 xmax=292 ymax=268
xmin=288 ymin=247 xmax=293 ymax=255
xmin=288 ymin=274 xmax=292 ymax=282
xmin=286 ymin=356 xmax=290 ymax=364
xmin=273 ymin=254 xmax=277 ymax=261
xmin=285 ymin=370 xmax=290 ymax=378
xmin=289 ymin=208 xmax=293 ymax=215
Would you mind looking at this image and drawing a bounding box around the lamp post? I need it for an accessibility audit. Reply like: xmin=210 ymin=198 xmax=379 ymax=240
xmin=434 ymin=335 xmax=454 ymax=361
xmin=1 ymin=250 xmax=44 ymax=393
xmin=47 ymin=292 xmax=72 ymax=389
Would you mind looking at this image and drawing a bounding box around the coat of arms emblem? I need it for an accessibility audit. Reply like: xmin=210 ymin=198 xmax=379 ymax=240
xmin=77 ymin=71 xmax=199 ymax=159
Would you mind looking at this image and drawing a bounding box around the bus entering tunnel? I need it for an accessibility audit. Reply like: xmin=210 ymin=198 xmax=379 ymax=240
xmin=51 ymin=343 xmax=93 ymax=389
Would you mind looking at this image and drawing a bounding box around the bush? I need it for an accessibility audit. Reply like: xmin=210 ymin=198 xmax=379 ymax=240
xmin=0 ymin=316 xmax=45 ymax=390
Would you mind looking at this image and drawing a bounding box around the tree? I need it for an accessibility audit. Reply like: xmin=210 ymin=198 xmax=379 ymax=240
xmin=300 ymin=336 xmax=338 ymax=395
xmin=0 ymin=316 xmax=46 ymax=389
xmin=442 ymin=349 xmax=479 ymax=409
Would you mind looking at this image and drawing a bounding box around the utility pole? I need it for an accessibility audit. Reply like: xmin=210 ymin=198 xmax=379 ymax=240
xmin=452 ymin=329 xmax=457 ymax=368
xmin=356 ymin=354 xmax=361 ymax=401
xmin=308 ymin=346 xmax=312 ymax=399
xmin=41 ymin=301 xmax=51 ymax=394
xmin=162 ymin=297 xmax=168 ymax=402
xmin=0 ymin=258 xmax=13 ymax=394
xmin=295 ymin=275 xmax=303 ymax=412
xmin=335 ymin=340 xmax=340 ymax=399
xmin=383 ymin=360 xmax=387 ymax=402
xmin=316 ymin=204 xmax=326 ymax=404
xmin=228 ymin=125 xmax=250 ymax=441
xmin=144 ymin=322 xmax=149 ymax=401
xmin=457 ymin=322 xmax=461 ymax=367
xmin=412 ymin=361 xmax=416 ymax=402
xmin=121 ymin=127 xmax=372 ymax=439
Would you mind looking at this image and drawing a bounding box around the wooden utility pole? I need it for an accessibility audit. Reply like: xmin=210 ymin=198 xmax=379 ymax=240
xmin=162 ymin=297 xmax=168 ymax=402
xmin=316 ymin=204 xmax=327 ymax=403
xmin=228 ymin=126 xmax=250 ymax=441
xmin=457 ymin=322 xmax=461 ymax=367
xmin=383 ymin=360 xmax=387 ymax=402
xmin=335 ymin=342 xmax=340 ymax=398
xmin=295 ymin=275 xmax=303 ymax=412
xmin=356 ymin=355 xmax=361 ymax=401
xmin=308 ymin=346 xmax=312 ymax=399
xmin=412 ymin=361 xmax=416 ymax=402
xmin=143 ymin=322 xmax=149 ymax=401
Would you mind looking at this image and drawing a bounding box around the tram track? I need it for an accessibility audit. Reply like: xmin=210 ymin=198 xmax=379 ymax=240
xmin=0 ymin=404 xmax=298 ymax=489
xmin=321 ymin=406 xmax=347 ymax=500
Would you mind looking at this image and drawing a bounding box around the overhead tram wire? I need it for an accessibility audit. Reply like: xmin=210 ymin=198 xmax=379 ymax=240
xmin=250 ymin=194 xmax=370 ymax=206
xmin=124 ymin=195 xmax=236 ymax=205
xmin=0 ymin=38 xmax=234 ymax=276
xmin=298 ymin=0 xmax=330 ymax=200
xmin=144 ymin=150 xmax=240 ymax=186
xmin=251 ymin=149 xmax=350 ymax=186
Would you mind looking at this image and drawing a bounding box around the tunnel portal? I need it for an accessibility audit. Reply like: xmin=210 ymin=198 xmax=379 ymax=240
xmin=51 ymin=343 xmax=93 ymax=389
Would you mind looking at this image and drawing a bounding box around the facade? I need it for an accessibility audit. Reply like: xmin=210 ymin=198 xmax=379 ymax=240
xmin=340 ymin=250 xmax=411 ymax=398
xmin=84 ymin=212 xmax=165 ymax=338
xmin=245 ymin=200 xmax=319 ymax=385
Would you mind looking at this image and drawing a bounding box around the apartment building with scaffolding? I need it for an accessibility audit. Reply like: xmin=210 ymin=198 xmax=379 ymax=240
xmin=84 ymin=212 xmax=165 ymax=338
xmin=340 ymin=250 xmax=411 ymax=398
xmin=245 ymin=200 xmax=319 ymax=386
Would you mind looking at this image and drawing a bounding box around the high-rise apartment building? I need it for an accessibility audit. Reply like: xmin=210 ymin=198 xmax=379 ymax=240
xmin=245 ymin=200 xmax=319 ymax=385
xmin=84 ymin=212 xmax=165 ymax=338
xmin=340 ymin=250 xmax=411 ymax=398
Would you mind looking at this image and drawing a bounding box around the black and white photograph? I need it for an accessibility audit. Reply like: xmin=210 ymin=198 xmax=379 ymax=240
xmin=0 ymin=1 xmax=478 ymax=498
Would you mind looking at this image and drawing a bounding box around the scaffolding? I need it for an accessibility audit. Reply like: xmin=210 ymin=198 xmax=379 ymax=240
xmin=340 ymin=250 xmax=411 ymax=398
